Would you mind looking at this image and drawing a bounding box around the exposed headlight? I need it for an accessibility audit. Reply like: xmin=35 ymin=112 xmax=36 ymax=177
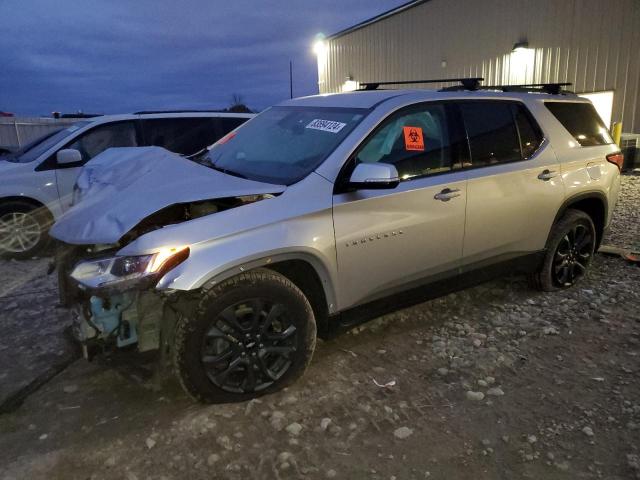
xmin=71 ymin=246 xmax=190 ymax=289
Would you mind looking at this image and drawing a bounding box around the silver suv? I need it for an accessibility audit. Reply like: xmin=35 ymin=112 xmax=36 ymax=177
xmin=51 ymin=81 xmax=622 ymax=403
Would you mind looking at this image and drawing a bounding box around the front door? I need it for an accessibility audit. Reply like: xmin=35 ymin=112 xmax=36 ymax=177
xmin=332 ymin=102 xmax=468 ymax=310
xmin=54 ymin=121 xmax=138 ymax=210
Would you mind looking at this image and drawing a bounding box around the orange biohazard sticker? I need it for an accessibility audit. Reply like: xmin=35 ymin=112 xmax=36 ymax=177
xmin=403 ymin=126 xmax=425 ymax=151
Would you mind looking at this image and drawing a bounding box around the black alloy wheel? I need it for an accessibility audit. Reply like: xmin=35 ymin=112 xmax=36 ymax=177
xmin=173 ymin=269 xmax=316 ymax=403
xmin=529 ymin=208 xmax=597 ymax=292
xmin=552 ymin=223 xmax=594 ymax=287
xmin=201 ymin=299 xmax=298 ymax=393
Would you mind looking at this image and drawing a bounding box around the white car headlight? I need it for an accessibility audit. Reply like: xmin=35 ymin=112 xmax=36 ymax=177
xmin=71 ymin=246 xmax=189 ymax=289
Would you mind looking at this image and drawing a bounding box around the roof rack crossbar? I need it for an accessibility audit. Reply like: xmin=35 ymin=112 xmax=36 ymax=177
xmin=440 ymin=82 xmax=574 ymax=95
xmin=482 ymin=82 xmax=573 ymax=95
xmin=359 ymin=77 xmax=484 ymax=91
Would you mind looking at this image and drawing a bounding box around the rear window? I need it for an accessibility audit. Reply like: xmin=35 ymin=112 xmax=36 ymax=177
xmin=512 ymin=104 xmax=544 ymax=159
xmin=143 ymin=118 xmax=218 ymax=155
xmin=459 ymin=101 xmax=522 ymax=166
xmin=545 ymin=102 xmax=613 ymax=146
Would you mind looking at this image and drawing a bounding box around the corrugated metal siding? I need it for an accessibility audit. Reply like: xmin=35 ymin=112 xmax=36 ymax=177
xmin=0 ymin=117 xmax=77 ymax=149
xmin=320 ymin=0 xmax=640 ymax=133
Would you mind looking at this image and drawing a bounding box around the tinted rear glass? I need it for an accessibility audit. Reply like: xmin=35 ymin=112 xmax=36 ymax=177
xmin=220 ymin=117 xmax=248 ymax=134
xmin=545 ymin=102 xmax=613 ymax=146
xmin=512 ymin=104 xmax=544 ymax=159
xmin=460 ymin=102 xmax=521 ymax=166
xmin=143 ymin=118 xmax=218 ymax=155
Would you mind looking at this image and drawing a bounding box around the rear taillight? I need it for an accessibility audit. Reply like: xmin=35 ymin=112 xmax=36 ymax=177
xmin=606 ymin=152 xmax=624 ymax=171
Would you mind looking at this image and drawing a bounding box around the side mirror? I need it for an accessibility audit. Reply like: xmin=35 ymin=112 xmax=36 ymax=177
xmin=348 ymin=162 xmax=399 ymax=190
xmin=56 ymin=149 xmax=82 ymax=165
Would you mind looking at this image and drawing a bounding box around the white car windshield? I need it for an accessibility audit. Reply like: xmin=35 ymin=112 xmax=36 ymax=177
xmin=10 ymin=121 xmax=91 ymax=163
xmin=204 ymin=106 xmax=367 ymax=185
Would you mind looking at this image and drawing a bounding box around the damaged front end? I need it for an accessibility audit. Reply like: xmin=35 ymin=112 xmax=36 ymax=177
xmin=57 ymin=242 xmax=189 ymax=359
xmin=50 ymin=146 xmax=284 ymax=363
xmin=56 ymin=193 xmax=277 ymax=361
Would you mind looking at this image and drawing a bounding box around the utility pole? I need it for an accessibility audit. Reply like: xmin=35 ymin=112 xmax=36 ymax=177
xmin=289 ymin=61 xmax=293 ymax=99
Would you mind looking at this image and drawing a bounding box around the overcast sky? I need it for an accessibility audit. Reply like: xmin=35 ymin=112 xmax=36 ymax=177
xmin=0 ymin=0 xmax=405 ymax=115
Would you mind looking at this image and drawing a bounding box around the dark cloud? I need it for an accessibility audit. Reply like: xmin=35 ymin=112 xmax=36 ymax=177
xmin=0 ymin=0 xmax=404 ymax=115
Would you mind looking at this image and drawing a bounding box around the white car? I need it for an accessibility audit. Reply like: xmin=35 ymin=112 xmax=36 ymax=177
xmin=0 ymin=111 xmax=253 ymax=258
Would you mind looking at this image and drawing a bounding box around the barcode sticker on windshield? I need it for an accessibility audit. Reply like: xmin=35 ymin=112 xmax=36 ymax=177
xmin=306 ymin=119 xmax=347 ymax=133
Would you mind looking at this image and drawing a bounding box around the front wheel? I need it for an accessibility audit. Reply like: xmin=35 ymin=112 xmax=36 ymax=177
xmin=173 ymin=269 xmax=316 ymax=403
xmin=0 ymin=201 xmax=52 ymax=259
xmin=529 ymin=209 xmax=596 ymax=291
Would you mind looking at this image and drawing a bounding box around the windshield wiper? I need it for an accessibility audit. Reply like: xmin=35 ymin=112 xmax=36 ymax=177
xmin=209 ymin=163 xmax=248 ymax=179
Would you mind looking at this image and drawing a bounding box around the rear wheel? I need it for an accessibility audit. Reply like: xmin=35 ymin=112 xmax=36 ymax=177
xmin=0 ymin=201 xmax=52 ymax=259
xmin=529 ymin=209 xmax=596 ymax=291
xmin=173 ymin=269 xmax=316 ymax=403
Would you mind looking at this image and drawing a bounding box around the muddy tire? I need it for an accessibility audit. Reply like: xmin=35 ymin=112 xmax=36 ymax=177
xmin=0 ymin=201 xmax=52 ymax=259
xmin=173 ymin=269 xmax=316 ymax=403
xmin=529 ymin=209 xmax=596 ymax=292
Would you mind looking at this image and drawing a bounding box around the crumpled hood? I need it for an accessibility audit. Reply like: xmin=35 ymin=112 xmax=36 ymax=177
xmin=50 ymin=146 xmax=285 ymax=244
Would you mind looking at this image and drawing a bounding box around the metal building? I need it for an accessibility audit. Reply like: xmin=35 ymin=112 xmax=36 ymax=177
xmin=316 ymin=0 xmax=640 ymax=134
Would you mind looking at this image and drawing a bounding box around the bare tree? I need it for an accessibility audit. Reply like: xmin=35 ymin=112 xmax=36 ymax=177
xmin=228 ymin=93 xmax=252 ymax=113
xmin=230 ymin=93 xmax=244 ymax=107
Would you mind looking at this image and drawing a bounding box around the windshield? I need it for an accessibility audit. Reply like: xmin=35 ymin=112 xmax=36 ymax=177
xmin=8 ymin=121 xmax=91 ymax=163
xmin=203 ymin=106 xmax=367 ymax=185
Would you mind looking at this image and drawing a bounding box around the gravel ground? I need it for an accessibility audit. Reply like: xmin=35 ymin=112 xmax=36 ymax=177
xmin=0 ymin=257 xmax=74 ymax=409
xmin=0 ymin=175 xmax=638 ymax=480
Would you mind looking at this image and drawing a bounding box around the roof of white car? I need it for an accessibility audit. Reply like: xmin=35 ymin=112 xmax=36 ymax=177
xmin=278 ymin=89 xmax=587 ymax=109
xmin=80 ymin=111 xmax=254 ymax=125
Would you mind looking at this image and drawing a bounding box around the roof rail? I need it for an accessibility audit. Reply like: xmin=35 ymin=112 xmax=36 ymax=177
xmin=492 ymin=83 xmax=574 ymax=95
xmin=359 ymin=77 xmax=484 ymax=91
xmin=441 ymin=82 xmax=574 ymax=95
xmin=133 ymin=109 xmax=228 ymax=115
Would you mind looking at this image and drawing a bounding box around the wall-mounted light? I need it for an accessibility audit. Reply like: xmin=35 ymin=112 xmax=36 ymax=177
xmin=512 ymin=40 xmax=529 ymax=52
xmin=441 ymin=60 xmax=447 ymax=68
xmin=509 ymin=40 xmax=534 ymax=84
xmin=313 ymin=33 xmax=326 ymax=56
xmin=343 ymin=75 xmax=358 ymax=92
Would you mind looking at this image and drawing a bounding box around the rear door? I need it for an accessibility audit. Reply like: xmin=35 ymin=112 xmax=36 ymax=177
xmin=458 ymin=101 xmax=565 ymax=266
xmin=332 ymin=102 xmax=468 ymax=309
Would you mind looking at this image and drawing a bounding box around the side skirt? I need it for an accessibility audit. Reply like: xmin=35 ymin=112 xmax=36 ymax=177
xmin=321 ymin=250 xmax=544 ymax=339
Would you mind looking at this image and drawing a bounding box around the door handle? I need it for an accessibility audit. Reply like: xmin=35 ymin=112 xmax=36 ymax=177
xmin=537 ymin=169 xmax=557 ymax=181
xmin=434 ymin=188 xmax=461 ymax=202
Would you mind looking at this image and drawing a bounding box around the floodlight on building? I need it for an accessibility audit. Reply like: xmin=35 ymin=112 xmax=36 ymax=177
xmin=342 ymin=76 xmax=358 ymax=92
xmin=509 ymin=41 xmax=534 ymax=84
xmin=512 ymin=41 xmax=529 ymax=52
xmin=313 ymin=34 xmax=327 ymax=56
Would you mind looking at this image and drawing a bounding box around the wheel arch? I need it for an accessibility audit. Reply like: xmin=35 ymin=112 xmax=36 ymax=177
xmin=163 ymin=251 xmax=338 ymax=335
xmin=551 ymin=192 xmax=608 ymax=249
xmin=266 ymin=259 xmax=331 ymax=337
xmin=0 ymin=195 xmax=55 ymax=222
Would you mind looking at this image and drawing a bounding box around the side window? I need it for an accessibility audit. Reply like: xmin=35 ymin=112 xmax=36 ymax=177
xmin=545 ymin=102 xmax=613 ymax=146
xmin=512 ymin=104 xmax=544 ymax=159
xmin=460 ymin=102 xmax=521 ymax=167
xmin=355 ymin=104 xmax=453 ymax=181
xmin=219 ymin=117 xmax=248 ymax=136
xmin=67 ymin=121 xmax=138 ymax=162
xmin=142 ymin=118 xmax=217 ymax=155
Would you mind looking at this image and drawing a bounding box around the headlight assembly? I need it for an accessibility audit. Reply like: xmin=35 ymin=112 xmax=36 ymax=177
xmin=70 ymin=246 xmax=190 ymax=289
